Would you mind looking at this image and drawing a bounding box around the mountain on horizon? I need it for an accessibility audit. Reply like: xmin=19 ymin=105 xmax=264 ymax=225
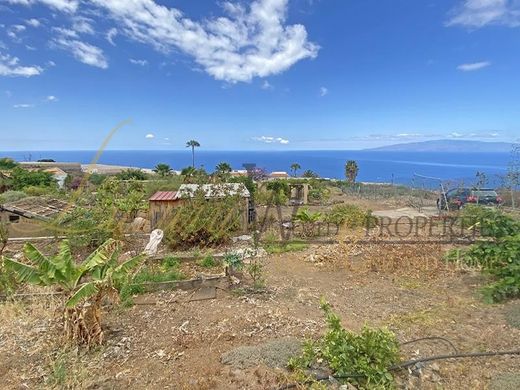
xmin=367 ymin=139 xmax=514 ymax=153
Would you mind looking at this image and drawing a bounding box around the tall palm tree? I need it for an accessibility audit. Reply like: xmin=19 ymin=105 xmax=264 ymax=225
xmin=290 ymin=163 xmax=301 ymax=177
xmin=345 ymin=160 xmax=359 ymax=183
xmin=186 ymin=140 xmax=200 ymax=168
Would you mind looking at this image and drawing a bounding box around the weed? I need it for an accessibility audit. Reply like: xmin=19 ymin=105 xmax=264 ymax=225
xmin=247 ymin=259 xmax=266 ymax=289
xmin=198 ymin=255 xmax=217 ymax=268
xmin=289 ymin=299 xmax=400 ymax=389
xmin=264 ymin=240 xmax=308 ymax=254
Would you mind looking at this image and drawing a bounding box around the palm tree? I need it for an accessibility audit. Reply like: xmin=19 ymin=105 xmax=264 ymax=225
xmin=154 ymin=163 xmax=172 ymax=177
xmin=186 ymin=140 xmax=200 ymax=168
xmin=215 ymin=162 xmax=232 ymax=176
xmin=302 ymin=169 xmax=318 ymax=178
xmin=4 ymin=239 xmax=144 ymax=345
xmin=181 ymin=166 xmax=196 ymax=183
xmin=345 ymin=160 xmax=359 ymax=183
xmin=290 ymin=163 xmax=301 ymax=177
xmin=293 ymin=207 xmax=322 ymax=237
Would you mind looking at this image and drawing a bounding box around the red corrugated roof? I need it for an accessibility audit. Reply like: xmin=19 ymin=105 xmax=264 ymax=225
xmin=149 ymin=191 xmax=177 ymax=201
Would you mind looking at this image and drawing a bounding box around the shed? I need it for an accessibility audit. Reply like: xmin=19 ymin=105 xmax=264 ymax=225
xmin=149 ymin=183 xmax=251 ymax=231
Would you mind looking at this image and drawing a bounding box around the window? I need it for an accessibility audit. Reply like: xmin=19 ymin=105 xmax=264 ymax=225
xmin=9 ymin=215 xmax=20 ymax=223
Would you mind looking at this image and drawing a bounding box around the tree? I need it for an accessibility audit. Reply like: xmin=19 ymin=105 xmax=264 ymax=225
xmin=293 ymin=207 xmax=322 ymax=237
xmin=186 ymin=140 xmax=200 ymax=168
xmin=116 ymin=169 xmax=147 ymax=181
xmin=507 ymin=142 xmax=520 ymax=208
xmin=0 ymin=157 xmax=17 ymax=170
xmin=303 ymin=170 xmax=319 ymax=178
xmin=181 ymin=166 xmax=196 ymax=183
xmin=290 ymin=163 xmax=301 ymax=177
xmin=4 ymin=239 xmax=145 ymax=345
xmin=154 ymin=163 xmax=172 ymax=177
xmin=10 ymin=167 xmax=55 ymax=190
xmin=215 ymin=162 xmax=232 ymax=175
xmin=345 ymin=160 xmax=359 ymax=183
xmin=475 ymin=171 xmax=488 ymax=189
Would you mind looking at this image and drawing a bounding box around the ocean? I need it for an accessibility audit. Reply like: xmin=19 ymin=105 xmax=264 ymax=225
xmin=2 ymin=150 xmax=512 ymax=186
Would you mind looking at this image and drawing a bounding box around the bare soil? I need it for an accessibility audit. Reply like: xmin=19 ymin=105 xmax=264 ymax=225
xmin=2 ymin=239 xmax=520 ymax=389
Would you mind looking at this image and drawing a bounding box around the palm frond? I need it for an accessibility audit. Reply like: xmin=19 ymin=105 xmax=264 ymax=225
xmin=115 ymin=253 xmax=145 ymax=274
xmin=23 ymin=243 xmax=49 ymax=267
xmin=66 ymin=282 xmax=99 ymax=308
xmin=82 ymin=239 xmax=119 ymax=270
xmin=3 ymin=258 xmax=42 ymax=284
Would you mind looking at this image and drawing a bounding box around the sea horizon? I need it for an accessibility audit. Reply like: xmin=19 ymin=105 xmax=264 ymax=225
xmin=1 ymin=149 xmax=511 ymax=186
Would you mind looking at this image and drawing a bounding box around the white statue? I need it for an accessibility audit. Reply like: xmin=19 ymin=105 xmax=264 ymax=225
xmin=144 ymin=229 xmax=164 ymax=256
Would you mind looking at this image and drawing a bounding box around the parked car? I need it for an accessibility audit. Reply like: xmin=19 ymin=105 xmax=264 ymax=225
xmin=437 ymin=188 xmax=502 ymax=210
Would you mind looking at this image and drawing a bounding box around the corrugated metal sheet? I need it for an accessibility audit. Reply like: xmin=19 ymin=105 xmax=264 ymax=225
xmin=149 ymin=191 xmax=177 ymax=201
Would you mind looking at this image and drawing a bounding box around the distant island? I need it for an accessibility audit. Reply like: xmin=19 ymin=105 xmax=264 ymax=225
xmin=367 ymin=139 xmax=514 ymax=153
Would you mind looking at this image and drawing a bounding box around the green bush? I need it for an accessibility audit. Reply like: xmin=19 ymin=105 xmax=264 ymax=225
xmin=10 ymin=167 xmax=56 ymax=190
xmin=0 ymin=190 xmax=26 ymax=204
xmin=0 ymin=157 xmax=17 ymax=169
xmin=289 ymin=299 xmax=400 ymax=389
xmin=163 ymin=190 xmax=243 ymax=249
xmin=198 ymin=255 xmax=217 ymax=268
xmin=324 ymin=204 xmax=371 ymax=228
xmin=447 ymin=207 xmax=520 ymax=302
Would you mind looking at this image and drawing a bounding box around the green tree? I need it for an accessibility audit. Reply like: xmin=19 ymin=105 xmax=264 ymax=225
xmin=116 ymin=169 xmax=148 ymax=181
xmin=293 ymin=207 xmax=322 ymax=237
xmin=154 ymin=163 xmax=172 ymax=177
xmin=0 ymin=157 xmax=17 ymax=170
xmin=4 ymin=239 xmax=145 ymax=345
xmin=181 ymin=166 xmax=196 ymax=183
xmin=186 ymin=140 xmax=201 ymax=168
xmin=215 ymin=162 xmax=232 ymax=175
xmin=290 ymin=163 xmax=301 ymax=177
xmin=302 ymin=169 xmax=318 ymax=178
xmin=10 ymin=167 xmax=55 ymax=190
xmin=345 ymin=160 xmax=359 ymax=183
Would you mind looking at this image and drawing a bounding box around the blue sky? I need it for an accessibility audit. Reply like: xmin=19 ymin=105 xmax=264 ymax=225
xmin=1 ymin=0 xmax=519 ymax=151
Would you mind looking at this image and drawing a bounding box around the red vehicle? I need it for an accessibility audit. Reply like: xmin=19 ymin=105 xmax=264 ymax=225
xmin=437 ymin=188 xmax=502 ymax=211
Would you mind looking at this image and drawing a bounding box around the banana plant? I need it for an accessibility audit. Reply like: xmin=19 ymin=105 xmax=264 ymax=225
xmin=4 ymin=238 xmax=145 ymax=345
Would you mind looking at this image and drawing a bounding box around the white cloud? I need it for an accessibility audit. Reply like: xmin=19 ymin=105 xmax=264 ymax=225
xmin=106 ymin=28 xmax=118 ymax=45
xmin=6 ymin=0 xmax=78 ymax=13
xmin=319 ymin=86 xmax=328 ymax=96
xmin=129 ymin=58 xmax=148 ymax=66
xmin=90 ymin=0 xmax=319 ymax=83
xmin=447 ymin=0 xmax=520 ymax=28
xmin=457 ymin=61 xmax=491 ymax=71
xmin=253 ymin=135 xmax=289 ymax=144
xmin=25 ymin=18 xmax=41 ymax=27
xmin=0 ymin=52 xmax=43 ymax=77
xmin=261 ymin=80 xmax=273 ymax=90
xmin=53 ymin=37 xmax=108 ymax=69
xmin=47 ymin=60 xmax=56 ymax=67
xmin=145 ymin=133 xmax=155 ymax=139
xmin=13 ymin=103 xmax=34 ymax=108
xmin=46 ymin=95 xmax=58 ymax=102
xmin=7 ymin=0 xmax=317 ymax=82
xmin=72 ymin=16 xmax=95 ymax=34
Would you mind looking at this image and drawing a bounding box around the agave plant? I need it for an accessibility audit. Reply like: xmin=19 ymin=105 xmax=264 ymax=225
xmin=4 ymin=238 xmax=144 ymax=345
